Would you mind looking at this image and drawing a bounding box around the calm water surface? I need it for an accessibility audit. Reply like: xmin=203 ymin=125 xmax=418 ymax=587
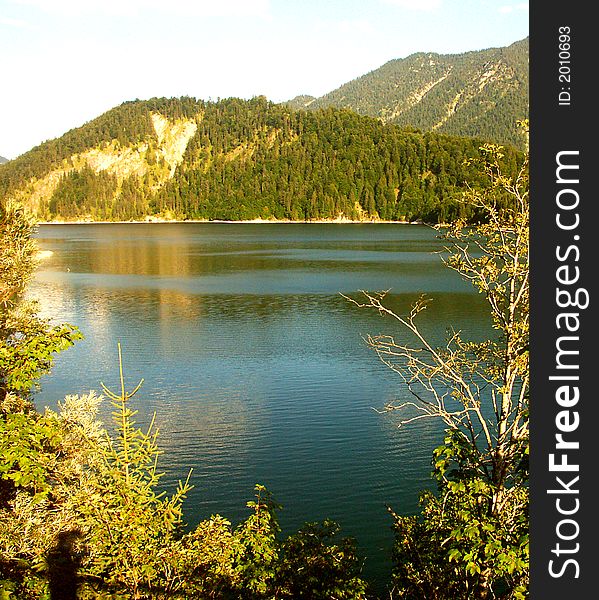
xmin=32 ymin=223 xmax=490 ymax=593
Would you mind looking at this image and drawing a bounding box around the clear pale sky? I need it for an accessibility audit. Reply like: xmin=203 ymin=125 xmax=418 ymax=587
xmin=0 ymin=0 xmax=528 ymax=159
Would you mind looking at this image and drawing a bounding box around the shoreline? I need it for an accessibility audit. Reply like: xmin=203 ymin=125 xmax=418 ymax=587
xmin=37 ymin=217 xmax=423 ymax=225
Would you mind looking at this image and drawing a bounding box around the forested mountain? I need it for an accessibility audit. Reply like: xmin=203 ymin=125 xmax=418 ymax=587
xmin=287 ymin=38 xmax=528 ymax=149
xmin=0 ymin=96 xmax=524 ymax=223
xmin=0 ymin=156 xmax=8 ymax=165
xmin=286 ymin=95 xmax=317 ymax=110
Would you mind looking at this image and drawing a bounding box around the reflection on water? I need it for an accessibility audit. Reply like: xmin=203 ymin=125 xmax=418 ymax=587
xmin=32 ymin=223 xmax=491 ymax=592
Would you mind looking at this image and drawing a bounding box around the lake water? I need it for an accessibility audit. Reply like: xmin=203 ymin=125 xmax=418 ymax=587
xmin=31 ymin=223 xmax=490 ymax=594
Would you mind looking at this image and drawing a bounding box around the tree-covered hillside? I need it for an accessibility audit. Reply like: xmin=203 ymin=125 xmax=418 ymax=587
xmin=290 ymin=38 xmax=528 ymax=149
xmin=285 ymin=95 xmax=317 ymax=110
xmin=0 ymin=96 xmax=523 ymax=223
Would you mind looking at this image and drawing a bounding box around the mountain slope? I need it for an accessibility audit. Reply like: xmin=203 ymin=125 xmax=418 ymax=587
xmin=289 ymin=38 xmax=528 ymax=149
xmin=0 ymin=97 xmax=524 ymax=223
xmin=285 ymin=95 xmax=317 ymax=110
xmin=0 ymin=157 xmax=8 ymax=165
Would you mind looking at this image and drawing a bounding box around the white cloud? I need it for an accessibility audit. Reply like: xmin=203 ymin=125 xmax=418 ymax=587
xmin=7 ymin=0 xmax=271 ymax=18
xmin=383 ymin=0 xmax=443 ymax=12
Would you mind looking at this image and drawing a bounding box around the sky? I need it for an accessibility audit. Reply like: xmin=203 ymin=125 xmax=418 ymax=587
xmin=1 ymin=0 xmax=528 ymax=159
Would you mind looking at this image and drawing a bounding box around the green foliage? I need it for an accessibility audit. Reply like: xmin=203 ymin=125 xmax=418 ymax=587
xmin=0 ymin=320 xmax=81 ymax=397
xmin=276 ymin=520 xmax=368 ymax=599
xmin=0 ymin=97 xmax=523 ymax=225
xmin=0 ymin=412 xmax=62 ymax=503
xmin=303 ymin=38 xmax=529 ymax=150
xmin=0 ymin=200 xmax=81 ymax=412
xmin=231 ymin=485 xmax=281 ymax=596
xmin=391 ymin=429 xmax=529 ymax=599
xmin=0 ymin=392 xmax=103 ymax=600
xmin=0 ymin=202 xmax=36 ymax=305
xmin=48 ymin=167 xmax=119 ymax=220
xmin=75 ymin=345 xmax=193 ymax=596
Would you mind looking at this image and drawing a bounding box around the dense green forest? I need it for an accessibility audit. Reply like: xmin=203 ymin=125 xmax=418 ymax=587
xmin=287 ymin=38 xmax=528 ymax=150
xmin=0 ymin=97 xmax=524 ymax=224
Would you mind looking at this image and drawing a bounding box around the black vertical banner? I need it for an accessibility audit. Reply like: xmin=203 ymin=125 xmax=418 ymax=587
xmin=530 ymin=2 xmax=596 ymax=598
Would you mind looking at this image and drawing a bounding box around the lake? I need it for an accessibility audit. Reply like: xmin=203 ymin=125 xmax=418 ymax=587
xmin=31 ymin=222 xmax=491 ymax=593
